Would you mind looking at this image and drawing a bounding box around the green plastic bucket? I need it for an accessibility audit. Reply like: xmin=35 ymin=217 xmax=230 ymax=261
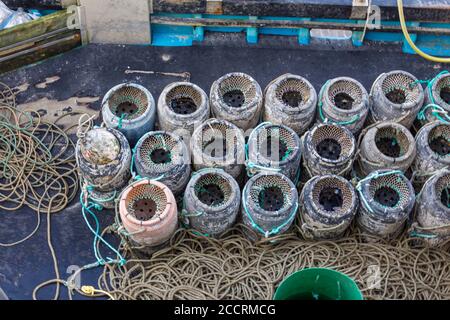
xmin=273 ymin=268 xmax=363 ymax=300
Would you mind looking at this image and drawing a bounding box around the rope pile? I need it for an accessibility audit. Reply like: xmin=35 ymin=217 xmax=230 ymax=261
xmin=96 ymin=223 xmax=450 ymax=300
xmin=0 ymin=82 xmax=80 ymax=299
xmin=0 ymin=81 xmax=78 ymax=225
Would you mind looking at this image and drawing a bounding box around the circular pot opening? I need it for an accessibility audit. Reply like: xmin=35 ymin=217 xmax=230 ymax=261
xmin=381 ymin=72 xmax=421 ymax=105
xmin=108 ymin=85 xmax=148 ymax=120
xmin=223 ymin=89 xmax=245 ymax=108
xmin=375 ymin=126 xmax=409 ymax=158
xmin=170 ymin=97 xmax=197 ymax=115
xmin=138 ymin=132 xmax=183 ymax=169
xmin=374 ymin=186 xmax=400 ymax=208
xmin=196 ymin=183 xmax=225 ymax=206
xmin=275 ymin=77 xmax=311 ymax=109
xmin=132 ymin=198 xmax=158 ymax=221
xmin=165 ymin=84 xmax=203 ymax=115
xmin=435 ymin=173 xmax=450 ymax=208
xmin=311 ymin=124 xmax=354 ymax=162
xmin=428 ymin=125 xmax=450 ymax=157
xmin=218 ymin=74 xmax=257 ymax=109
xmin=385 ymin=89 xmax=407 ymax=104
xmin=150 ymin=148 xmax=172 ymax=164
xmin=282 ymin=91 xmax=303 ymax=108
xmin=116 ymin=101 xmax=138 ymax=117
xmin=327 ymin=79 xmax=363 ymax=111
xmin=334 ymin=92 xmax=354 ymax=110
xmin=316 ymin=138 xmax=342 ymax=160
xmin=319 ymin=187 xmax=344 ymax=212
xmin=194 ymin=173 xmax=232 ymax=207
xmin=126 ymin=183 xmax=168 ymax=221
xmin=255 ymin=125 xmax=297 ymax=163
xmin=259 ymin=186 xmax=284 ymax=211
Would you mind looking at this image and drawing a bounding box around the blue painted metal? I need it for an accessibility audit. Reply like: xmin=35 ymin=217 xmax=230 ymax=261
xmin=247 ymin=16 xmax=258 ymax=44
xmin=150 ymin=13 xmax=450 ymax=56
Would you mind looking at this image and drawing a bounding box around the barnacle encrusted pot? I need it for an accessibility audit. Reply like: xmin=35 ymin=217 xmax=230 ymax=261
xmin=246 ymin=122 xmax=302 ymax=182
xmin=76 ymin=127 xmax=131 ymax=192
xmin=210 ymin=72 xmax=263 ymax=132
xmin=134 ymin=131 xmax=191 ymax=195
xmin=412 ymin=170 xmax=450 ymax=247
xmin=359 ymin=122 xmax=416 ymax=176
xmin=421 ymin=72 xmax=450 ymax=124
xmin=182 ymin=168 xmax=241 ymax=238
xmin=356 ymin=170 xmax=415 ymax=241
xmin=241 ymin=172 xmax=298 ymax=241
xmin=412 ymin=122 xmax=449 ymax=190
xmin=191 ymin=118 xmax=245 ymax=180
xmin=369 ymin=70 xmax=424 ymax=128
xmin=119 ymin=179 xmax=178 ymax=247
xmin=263 ymin=73 xmax=317 ymax=136
xmin=157 ymin=82 xmax=209 ymax=136
xmin=302 ymin=123 xmax=356 ymax=178
xmin=299 ymin=175 xmax=358 ymax=240
xmin=317 ymin=77 xmax=369 ymax=134
xmin=102 ymin=83 xmax=156 ymax=146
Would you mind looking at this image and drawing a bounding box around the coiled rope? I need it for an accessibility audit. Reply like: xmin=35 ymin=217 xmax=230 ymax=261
xmin=96 ymin=224 xmax=450 ymax=300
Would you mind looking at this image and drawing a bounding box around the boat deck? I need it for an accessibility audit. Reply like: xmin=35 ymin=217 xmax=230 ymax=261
xmin=0 ymin=41 xmax=444 ymax=299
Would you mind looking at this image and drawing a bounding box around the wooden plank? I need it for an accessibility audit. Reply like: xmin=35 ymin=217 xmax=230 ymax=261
xmin=0 ymin=10 xmax=71 ymax=49
xmin=151 ymin=16 xmax=450 ymax=36
xmin=151 ymin=0 xmax=450 ymax=22
xmin=0 ymin=32 xmax=80 ymax=74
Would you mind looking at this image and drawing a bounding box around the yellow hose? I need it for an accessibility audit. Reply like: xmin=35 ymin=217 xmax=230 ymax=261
xmin=397 ymin=0 xmax=450 ymax=63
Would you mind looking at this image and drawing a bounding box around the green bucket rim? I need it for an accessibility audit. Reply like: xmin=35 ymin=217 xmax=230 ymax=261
xmin=273 ymin=267 xmax=364 ymax=300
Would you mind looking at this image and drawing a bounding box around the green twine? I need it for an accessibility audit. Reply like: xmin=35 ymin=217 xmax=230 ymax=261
xmin=242 ymin=183 xmax=299 ymax=238
xmin=417 ymin=70 xmax=450 ymax=124
xmin=355 ymin=170 xmax=404 ymax=214
xmin=80 ymin=191 xmax=126 ymax=267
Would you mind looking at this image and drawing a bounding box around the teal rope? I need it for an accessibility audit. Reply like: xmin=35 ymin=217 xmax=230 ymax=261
xmin=417 ymin=70 xmax=450 ymax=124
xmin=117 ymin=113 xmax=128 ymax=129
xmin=80 ymin=191 xmax=126 ymax=266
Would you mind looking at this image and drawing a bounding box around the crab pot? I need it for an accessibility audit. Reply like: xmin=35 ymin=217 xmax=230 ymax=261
xmin=134 ymin=131 xmax=191 ymax=195
xmin=157 ymin=82 xmax=209 ymax=137
xmin=317 ymin=77 xmax=369 ymax=134
xmin=210 ymin=72 xmax=263 ymax=132
xmin=412 ymin=170 xmax=450 ymax=247
xmin=299 ymin=175 xmax=358 ymax=240
xmin=191 ymin=118 xmax=245 ymax=180
xmin=241 ymin=172 xmax=298 ymax=241
xmin=247 ymin=123 xmax=302 ymax=182
xmin=263 ymin=73 xmax=317 ymax=136
xmin=76 ymin=127 xmax=131 ymax=193
xmin=302 ymin=123 xmax=356 ymax=178
xmin=369 ymin=70 xmax=424 ymax=128
xmin=102 ymin=83 xmax=156 ymax=146
xmin=119 ymin=179 xmax=178 ymax=248
xmin=356 ymin=170 xmax=415 ymax=240
xmin=360 ymin=122 xmax=416 ymax=177
xmin=421 ymin=72 xmax=450 ymax=124
xmin=182 ymin=168 xmax=241 ymax=237
xmin=412 ymin=122 xmax=450 ymax=190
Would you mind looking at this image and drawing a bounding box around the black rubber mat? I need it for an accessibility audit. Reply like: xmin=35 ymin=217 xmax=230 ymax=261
xmin=0 ymin=42 xmax=444 ymax=300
